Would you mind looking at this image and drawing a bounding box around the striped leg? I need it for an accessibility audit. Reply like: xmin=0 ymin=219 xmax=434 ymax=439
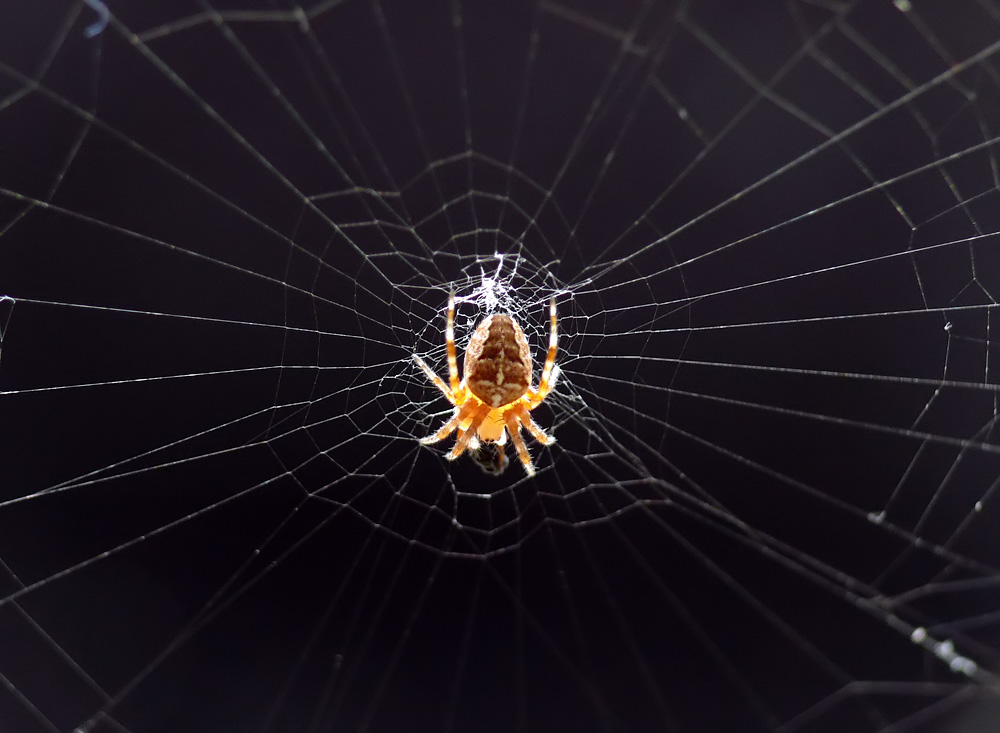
xmin=503 ymin=410 xmax=535 ymax=477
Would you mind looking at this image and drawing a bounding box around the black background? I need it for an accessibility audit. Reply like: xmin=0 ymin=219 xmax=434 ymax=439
xmin=1 ymin=1 xmax=1000 ymax=732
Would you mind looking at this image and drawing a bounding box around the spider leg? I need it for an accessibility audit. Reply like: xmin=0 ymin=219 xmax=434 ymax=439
xmin=528 ymin=298 xmax=558 ymax=407
xmin=448 ymin=403 xmax=490 ymax=460
xmin=421 ymin=401 xmax=477 ymax=445
xmin=503 ymin=410 xmax=535 ymax=477
xmin=445 ymin=290 xmax=461 ymax=394
xmin=413 ymin=355 xmax=453 ymax=400
xmin=512 ymin=403 xmax=555 ymax=445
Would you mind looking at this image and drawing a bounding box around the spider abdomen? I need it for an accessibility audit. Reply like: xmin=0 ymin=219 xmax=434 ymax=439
xmin=464 ymin=314 xmax=532 ymax=408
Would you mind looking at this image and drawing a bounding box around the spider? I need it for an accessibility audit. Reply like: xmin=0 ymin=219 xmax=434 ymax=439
xmin=414 ymin=291 xmax=558 ymax=476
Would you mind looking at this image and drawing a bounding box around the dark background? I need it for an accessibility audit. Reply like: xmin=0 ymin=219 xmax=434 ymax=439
xmin=1 ymin=1 xmax=999 ymax=731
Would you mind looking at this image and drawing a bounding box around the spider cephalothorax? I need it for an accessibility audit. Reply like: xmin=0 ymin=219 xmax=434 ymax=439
xmin=414 ymin=292 xmax=558 ymax=476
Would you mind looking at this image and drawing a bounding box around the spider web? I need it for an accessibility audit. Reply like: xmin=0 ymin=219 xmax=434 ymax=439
xmin=1 ymin=0 xmax=999 ymax=731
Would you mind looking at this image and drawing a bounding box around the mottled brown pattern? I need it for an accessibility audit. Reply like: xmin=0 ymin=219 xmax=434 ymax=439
xmin=464 ymin=314 xmax=532 ymax=407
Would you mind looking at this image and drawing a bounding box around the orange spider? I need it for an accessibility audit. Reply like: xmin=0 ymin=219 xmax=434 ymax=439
xmin=414 ymin=292 xmax=558 ymax=476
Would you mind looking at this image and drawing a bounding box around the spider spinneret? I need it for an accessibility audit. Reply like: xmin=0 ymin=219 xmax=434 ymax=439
xmin=413 ymin=291 xmax=558 ymax=476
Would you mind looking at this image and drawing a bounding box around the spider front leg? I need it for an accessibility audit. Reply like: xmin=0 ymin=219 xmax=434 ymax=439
xmin=512 ymin=403 xmax=555 ymax=446
xmin=448 ymin=403 xmax=491 ymax=460
xmin=503 ymin=410 xmax=536 ymax=477
xmin=421 ymin=400 xmax=477 ymax=445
